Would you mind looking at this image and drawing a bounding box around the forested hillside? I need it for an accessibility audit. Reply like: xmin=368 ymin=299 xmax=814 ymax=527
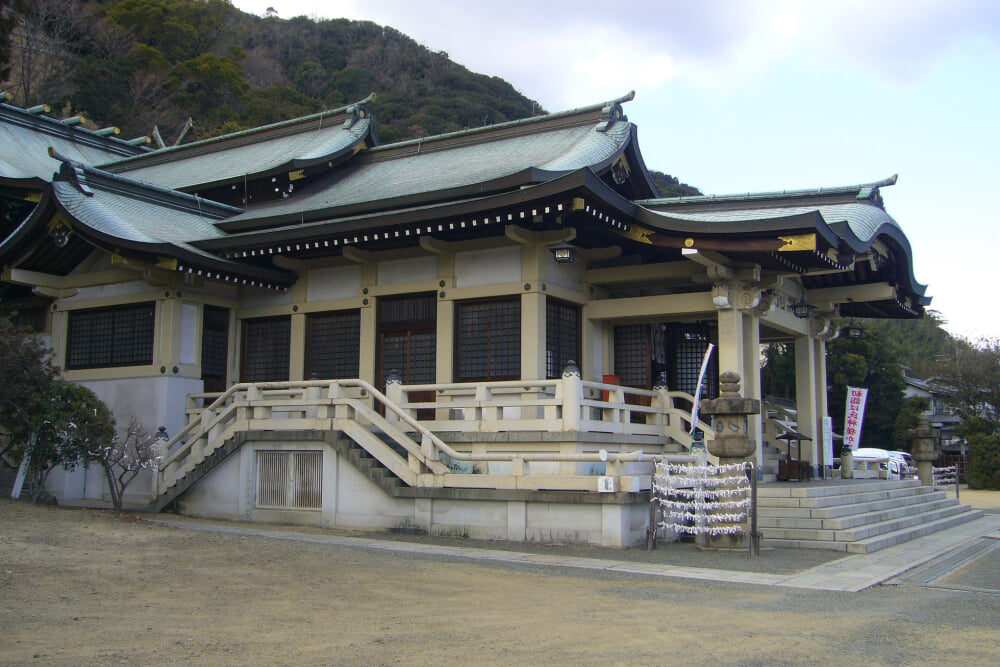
xmin=0 ymin=0 xmax=699 ymax=194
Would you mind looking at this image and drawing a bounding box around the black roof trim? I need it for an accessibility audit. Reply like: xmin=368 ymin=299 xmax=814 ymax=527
xmin=0 ymin=103 xmax=150 ymax=158
xmin=100 ymin=95 xmax=377 ymax=173
xmin=50 ymin=149 xmax=243 ymax=219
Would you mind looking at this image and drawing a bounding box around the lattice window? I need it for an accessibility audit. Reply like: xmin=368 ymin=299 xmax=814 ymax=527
xmin=255 ymin=450 xmax=322 ymax=509
xmin=455 ymin=298 xmax=520 ymax=381
xmin=381 ymin=331 xmax=436 ymax=384
xmin=241 ymin=316 xmax=290 ymax=382
xmin=546 ymin=299 xmax=580 ymax=379
xmin=379 ymin=294 xmax=436 ymax=325
xmin=668 ymin=324 xmax=718 ymax=398
xmin=306 ymin=310 xmax=360 ymax=379
xmin=201 ymin=306 xmax=229 ymax=391
xmin=66 ymin=302 xmax=155 ymax=369
xmin=614 ymin=324 xmax=651 ymax=388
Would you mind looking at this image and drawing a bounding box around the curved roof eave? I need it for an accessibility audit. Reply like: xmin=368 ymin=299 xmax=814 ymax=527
xmin=199 ymin=169 xmax=602 ymax=250
xmin=620 ymin=125 xmax=660 ymax=199
xmin=100 ymin=99 xmax=378 ymax=192
xmin=0 ymin=188 xmax=56 ymax=262
xmin=51 ymin=196 xmax=295 ymax=287
xmin=46 ymin=162 xmax=294 ymax=287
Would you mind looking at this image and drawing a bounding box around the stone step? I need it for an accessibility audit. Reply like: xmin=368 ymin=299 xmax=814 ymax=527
xmin=757 ymin=479 xmax=920 ymax=499
xmin=844 ymin=509 xmax=983 ymax=554
xmin=763 ymin=510 xmax=983 ymax=554
xmin=760 ymin=503 xmax=972 ymax=544
xmin=758 ymin=483 xmax=931 ymax=509
xmin=759 ymin=488 xmax=949 ymax=520
xmin=759 ymin=497 xmax=960 ymax=531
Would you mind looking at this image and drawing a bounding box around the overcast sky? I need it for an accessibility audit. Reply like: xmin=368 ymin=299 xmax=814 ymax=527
xmin=234 ymin=1 xmax=1000 ymax=341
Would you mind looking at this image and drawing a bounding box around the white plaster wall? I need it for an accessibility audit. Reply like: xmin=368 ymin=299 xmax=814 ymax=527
xmin=164 ymin=438 xmax=650 ymax=547
xmin=176 ymin=449 xmax=243 ymax=520
xmin=240 ymin=286 xmax=293 ymax=308
xmin=455 ymin=247 xmax=521 ymax=287
xmin=307 ymin=265 xmax=362 ymax=302
xmin=426 ymin=498 xmax=510 ymax=539
xmin=378 ymin=257 xmax=437 ymax=285
xmin=526 ymin=502 xmax=603 ymax=544
xmin=179 ymin=303 xmax=197 ymax=365
xmin=543 ymin=255 xmax=585 ymax=291
xmin=333 ymin=453 xmax=413 ymax=527
xmin=49 ymin=376 xmax=203 ymax=502
xmin=79 ymin=376 xmax=202 ymax=439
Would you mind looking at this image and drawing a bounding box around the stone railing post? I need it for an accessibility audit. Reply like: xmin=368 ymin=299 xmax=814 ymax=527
xmin=384 ymin=369 xmax=403 ymax=423
xmin=561 ymin=360 xmax=582 ymax=432
xmin=651 ymin=371 xmax=669 ymax=427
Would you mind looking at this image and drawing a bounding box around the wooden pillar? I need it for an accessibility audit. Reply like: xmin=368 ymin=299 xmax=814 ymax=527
xmin=358 ymin=260 xmax=377 ymax=386
xmin=436 ymin=251 xmax=454 ymax=384
xmin=794 ymin=335 xmax=820 ymax=466
xmin=520 ymin=242 xmax=546 ymax=381
xmin=521 ymin=292 xmax=546 ymax=381
xmin=289 ymin=312 xmax=306 ymax=381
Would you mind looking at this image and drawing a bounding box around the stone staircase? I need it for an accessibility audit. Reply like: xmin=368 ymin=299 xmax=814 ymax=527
xmin=757 ymin=479 xmax=982 ymax=553
xmin=758 ymin=442 xmax=782 ymax=483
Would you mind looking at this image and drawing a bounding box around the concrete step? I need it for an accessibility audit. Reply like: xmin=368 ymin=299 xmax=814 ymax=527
xmin=759 ymin=497 xmax=960 ymax=531
xmin=760 ymin=503 xmax=972 ymax=544
xmin=844 ymin=508 xmax=983 ymax=553
xmin=760 ymin=507 xmax=981 ymax=553
xmin=759 ymin=488 xmax=950 ymax=520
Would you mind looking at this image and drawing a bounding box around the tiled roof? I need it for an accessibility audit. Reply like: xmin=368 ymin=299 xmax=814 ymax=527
xmin=0 ymin=103 xmax=148 ymax=185
xmin=101 ymin=98 xmax=377 ymax=190
xmin=222 ymin=97 xmax=636 ymax=228
xmin=47 ymin=157 xmax=291 ymax=287
xmin=643 ymin=201 xmax=898 ymax=245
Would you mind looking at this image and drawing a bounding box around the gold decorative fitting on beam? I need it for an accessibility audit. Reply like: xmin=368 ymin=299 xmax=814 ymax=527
xmin=777 ymin=233 xmax=817 ymax=252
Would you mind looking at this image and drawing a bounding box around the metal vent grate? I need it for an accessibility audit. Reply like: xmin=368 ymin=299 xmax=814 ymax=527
xmin=256 ymin=451 xmax=322 ymax=509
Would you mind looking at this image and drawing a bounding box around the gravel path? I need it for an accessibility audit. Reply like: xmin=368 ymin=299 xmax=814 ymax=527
xmin=3 ymin=498 xmax=1000 ymax=666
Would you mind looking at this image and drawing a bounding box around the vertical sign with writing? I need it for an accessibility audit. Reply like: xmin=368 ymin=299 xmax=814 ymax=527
xmin=843 ymin=386 xmax=868 ymax=450
xmin=823 ymin=416 xmax=834 ymax=465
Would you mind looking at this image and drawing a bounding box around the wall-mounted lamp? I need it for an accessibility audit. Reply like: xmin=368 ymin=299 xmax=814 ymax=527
xmin=792 ymin=299 xmax=816 ymax=319
xmin=549 ymin=241 xmax=577 ymax=264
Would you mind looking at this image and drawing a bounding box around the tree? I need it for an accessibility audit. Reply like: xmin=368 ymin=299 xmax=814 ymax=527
xmin=0 ymin=315 xmax=58 ymax=462
xmin=18 ymin=380 xmax=115 ymax=501
xmin=0 ymin=0 xmax=29 ymax=81
xmin=87 ymin=415 xmax=160 ymax=511
xmin=893 ymin=396 xmax=929 ymax=451
xmin=827 ymin=328 xmax=905 ymax=449
xmin=760 ymin=342 xmax=795 ymax=399
xmin=938 ymin=337 xmax=1000 ymax=433
xmin=761 ymin=324 xmax=907 ymax=449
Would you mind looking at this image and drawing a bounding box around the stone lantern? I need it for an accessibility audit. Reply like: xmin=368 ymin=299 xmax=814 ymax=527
xmin=908 ymin=413 xmax=938 ymax=486
xmin=700 ymin=371 xmax=761 ymax=466
xmin=698 ymin=371 xmax=761 ymax=550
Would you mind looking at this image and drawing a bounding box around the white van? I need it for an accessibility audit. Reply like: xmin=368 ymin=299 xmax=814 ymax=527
xmin=852 ymin=448 xmax=913 ymax=480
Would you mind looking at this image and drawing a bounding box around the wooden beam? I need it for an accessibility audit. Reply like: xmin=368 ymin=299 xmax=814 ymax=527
xmin=504 ymin=225 xmax=574 ymax=246
xmin=2 ymin=266 xmax=140 ymax=289
xmin=682 ymin=248 xmax=732 ymax=271
xmin=806 ymin=283 xmax=896 ymax=304
xmin=419 ymin=236 xmax=452 ymax=254
xmin=342 ymin=246 xmax=375 ymax=265
xmin=586 ymin=292 xmax=715 ymax=320
xmin=585 ymin=261 xmax=695 ymax=285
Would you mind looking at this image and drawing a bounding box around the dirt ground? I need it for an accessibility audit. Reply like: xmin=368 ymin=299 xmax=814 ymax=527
xmin=3 ymin=498 xmax=1000 ymax=666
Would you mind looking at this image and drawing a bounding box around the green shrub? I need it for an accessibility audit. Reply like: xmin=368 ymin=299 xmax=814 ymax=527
xmin=967 ymin=433 xmax=1000 ymax=490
